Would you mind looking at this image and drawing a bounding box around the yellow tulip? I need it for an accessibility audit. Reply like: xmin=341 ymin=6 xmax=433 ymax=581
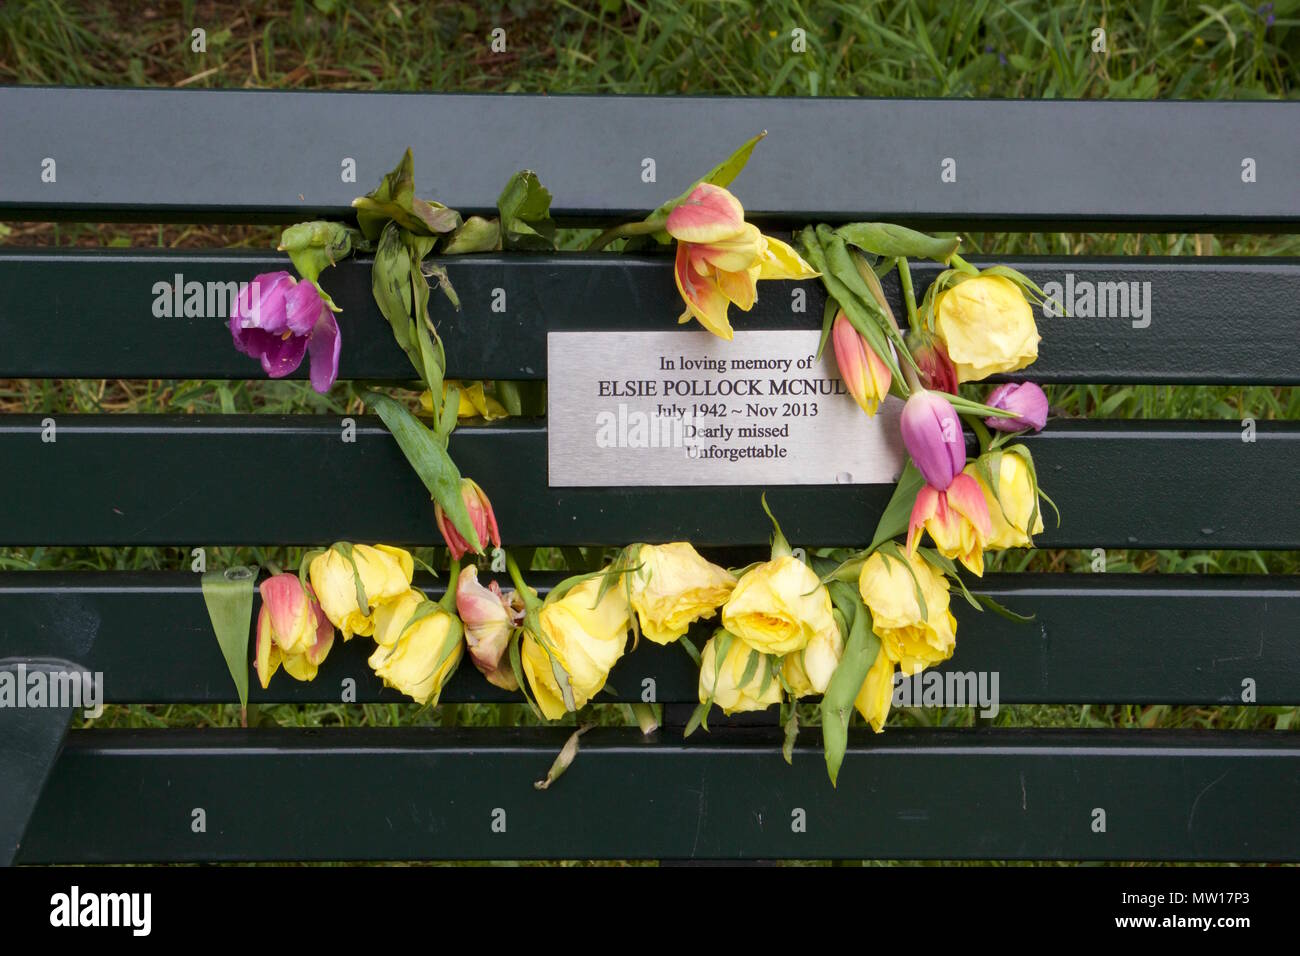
xmin=521 ymin=575 xmax=630 ymax=720
xmin=628 ymin=542 xmax=736 ymax=645
xmin=665 ymin=183 xmax=818 ymax=340
xmin=933 ymin=274 xmax=1041 ymax=383
xmin=367 ymin=588 xmax=462 ymax=705
xmin=722 ymin=555 xmax=836 ymax=656
xmin=966 ymin=452 xmax=1044 ymax=550
xmin=857 ymin=549 xmax=956 ymax=676
xmin=698 ymin=632 xmax=782 ymax=715
xmin=854 ymin=648 xmax=896 ymax=733
xmin=309 ymin=544 xmax=414 ymax=641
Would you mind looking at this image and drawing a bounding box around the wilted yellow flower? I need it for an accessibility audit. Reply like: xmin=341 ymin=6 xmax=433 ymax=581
xmin=783 ymin=616 xmax=845 ymax=698
xmin=933 ymin=274 xmax=1040 ymax=382
xmin=966 ymin=452 xmax=1043 ymax=550
xmin=665 ymin=183 xmax=818 ymax=340
xmin=421 ymin=381 xmax=509 ymax=421
xmin=722 ymin=555 xmax=836 ymax=656
xmin=858 ymin=549 xmax=956 ymax=675
xmin=367 ymin=588 xmax=462 ymax=705
xmin=309 ymin=544 xmax=414 ymax=641
xmin=522 ymin=575 xmax=630 ymax=720
xmin=628 ymin=543 xmax=736 ymax=645
xmin=854 ymin=648 xmax=896 ymax=733
xmin=699 ymin=632 xmax=782 ymax=715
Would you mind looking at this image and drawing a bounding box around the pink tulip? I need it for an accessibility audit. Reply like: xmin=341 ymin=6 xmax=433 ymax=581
xmin=899 ymin=389 xmax=966 ymax=491
xmin=229 ymin=271 xmax=340 ymax=393
xmin=984 ymin=382 xmax=1049 ymax=432
xmin=435 ymin=478 xmax=501 ymax=560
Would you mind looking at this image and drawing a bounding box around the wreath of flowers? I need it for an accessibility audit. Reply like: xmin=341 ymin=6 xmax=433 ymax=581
xmin=211 ymin=136 xmax=1056 ymax=785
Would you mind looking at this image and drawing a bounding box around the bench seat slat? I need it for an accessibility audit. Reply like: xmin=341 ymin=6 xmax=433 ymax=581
xmin=3 ymin=90 xmax=1297 ymax=228
xmin=17 ymin=727 xmax=1300 ymax=862
xmin=2 ymin=251 xmax=1296 ymax=384
xmin=0 ymin=416 xmax=1295 ymax=549
xmin=3 ymin=571 xmax=1297 ymax=706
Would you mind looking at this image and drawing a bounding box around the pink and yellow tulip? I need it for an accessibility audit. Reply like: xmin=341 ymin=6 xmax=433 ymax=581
xmin=831 ymin=311 xmax=892 ymax=416
xmin=254 ymin=573 xmax=335 ymax=687
xmin=907 ymin=473 xmax=992 ymax=576
xmin=664 ymin=183 xmax=817 ymax=340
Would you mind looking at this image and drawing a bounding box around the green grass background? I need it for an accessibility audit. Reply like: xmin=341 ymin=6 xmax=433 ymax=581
xmin=0 ymin=0 xmax=1296 ymax=864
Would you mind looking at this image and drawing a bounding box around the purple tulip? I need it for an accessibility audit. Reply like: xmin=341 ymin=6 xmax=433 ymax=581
xmin=229 ymin=271 xmax=341 ymax=393
xmin=984 ymin=382 xmax=1048 ymax=433
xmin=900 ymin=389 xmax=965 ymax=491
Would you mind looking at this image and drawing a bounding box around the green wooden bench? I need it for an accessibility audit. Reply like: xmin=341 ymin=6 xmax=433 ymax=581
xmin=1 ymin=90 xmax=1298 ymax=863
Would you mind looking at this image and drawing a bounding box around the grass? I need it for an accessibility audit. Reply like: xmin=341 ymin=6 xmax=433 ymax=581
xmin=0 ymin=0 xmax=1296 ymax=864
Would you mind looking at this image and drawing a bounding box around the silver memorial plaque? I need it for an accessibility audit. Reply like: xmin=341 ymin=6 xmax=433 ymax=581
xmin=547 ymin=329 xmax=906 ymax=487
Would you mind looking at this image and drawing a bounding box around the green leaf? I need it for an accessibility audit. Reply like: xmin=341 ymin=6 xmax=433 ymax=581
xmin=365 ymin=391 xmax=483 ymax=554
xmin=509 ymin=631 xmax=543 ymax=720
xmin=351 ymin=148 xmax=461 ymax=240
xmin=976 ymin=592 xmax=1036 ymax=623
xmin=372 ymin=223 xmax=414 ymax=351
xmin=737 ymin=647 xmax=762 ymax=689
xmin=868 ymin=461 xmax=925 ymax=550
xmin=497 ymin=170 xmax=556 ymax=251
xmin=820 ymin=598 xmax=881 ymax=786
xmin=797 ymin=228 xmax=907 ymax=388
xmin=760 ymin=492 xmax=792 ymax=559
xmin=816 ymin=295 xmax=838 ymax=361
xmin=201 ymin=566 xmax=259 ymax=716
xmin=782 ymin=704 xmax=799 ymax=765
xmin=644 ymin=131 xmax=768 ymax=236
xmin=836 ymin=222 xmax=960 ymax=264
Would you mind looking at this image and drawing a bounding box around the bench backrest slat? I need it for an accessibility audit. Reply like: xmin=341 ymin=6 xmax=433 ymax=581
xmin=3 ymin=90 xmax=1298 ymax=228
xmin=3 ymin=251 xmax=1298 ymax=384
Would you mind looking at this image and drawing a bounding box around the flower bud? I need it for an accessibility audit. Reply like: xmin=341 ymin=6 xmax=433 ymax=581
xmin=984 ymin=382 xmax=1048 ymax=433
xmin=899 ymin=389 xmax=966 ymax=491
xmin=455 ymin=566 xmax=519 ymax=691
xmin=435 ymin=478 xmax=501 ymax=560
xmin=831 ymin=312 xmax=892 ymax=416
xmin=904 ymin=328 xmax=958 ymax=394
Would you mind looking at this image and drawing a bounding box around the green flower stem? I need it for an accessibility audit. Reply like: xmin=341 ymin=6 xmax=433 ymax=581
xmin=438 ymin=558 xmax=461 ymax=613
xmin=506 ymin=552 xmax=542 ymax=612
xmin=900 ymin=360 xmax=923 ymax=393
xmin=949 ymin=252 xmax=980 ymax=275
xmin=586 ymin=218 xmax=666 ymax=252
xmin=898 ymin=258 xmax=921 ymax=333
